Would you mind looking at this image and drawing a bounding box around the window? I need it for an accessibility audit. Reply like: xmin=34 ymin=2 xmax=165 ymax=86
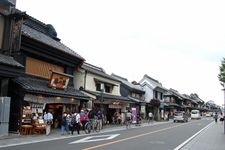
xmin=105 ymin=84 xmax=112 ymax=93
xmin=154 ymin=91 xmax=158 ymax=99
xmin=160 ymin=93 xmax=163 ymax=100
xmin=96 ymin=83 xmax=101 ymax=91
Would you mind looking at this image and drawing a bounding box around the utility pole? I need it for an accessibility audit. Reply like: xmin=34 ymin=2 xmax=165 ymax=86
xmin=100 ymin=83 xmax=104 ymax=113
xmin=224 ymin=84 xmax=225 ymax=134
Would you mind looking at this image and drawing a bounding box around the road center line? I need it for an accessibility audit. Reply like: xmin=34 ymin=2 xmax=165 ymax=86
xmin=82 ymin=123 xmax=186 ymax=150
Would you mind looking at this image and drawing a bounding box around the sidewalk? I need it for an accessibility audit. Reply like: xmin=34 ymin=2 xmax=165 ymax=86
xmin=180 ymin=121 xmax=225 ymax=150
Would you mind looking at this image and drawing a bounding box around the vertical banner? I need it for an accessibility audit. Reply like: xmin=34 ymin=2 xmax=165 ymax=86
xmin=131 ymin=107 xmax=137 ymax=124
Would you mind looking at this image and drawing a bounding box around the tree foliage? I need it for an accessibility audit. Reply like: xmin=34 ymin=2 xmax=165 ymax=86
xmin=218 ymin=57 xmax=225 ymax=86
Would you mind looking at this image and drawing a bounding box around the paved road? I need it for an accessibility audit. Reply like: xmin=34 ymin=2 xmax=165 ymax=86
xmin=0 ymin=119 xmax=213 ymax=150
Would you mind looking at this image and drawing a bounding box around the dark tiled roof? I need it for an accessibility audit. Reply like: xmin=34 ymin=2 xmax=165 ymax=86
xmin=164 ymin=88 xmax=185 ymax=100
xmin=0 ymin=53 xmax=23 ymax=68
xmin=128 ymin=96 xmax=145 ymax=103
xmin=165 ymin=102 xmax=181 ymax=107
xmin=111 ymin=73 xmax=145 ymax=92
xmin=84 ymin=90 xmax=130 ymax=102
xmin=82 ymin=63 xmax=120 ymax=82
xmin=13 ymin=76 xmax=90 ymax=100
xmin=22 ymin=23 xmax=84 ymax=61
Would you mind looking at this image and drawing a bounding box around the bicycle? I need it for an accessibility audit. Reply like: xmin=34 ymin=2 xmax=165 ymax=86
xmin=84 ymin=119 xmax=100 ymax=134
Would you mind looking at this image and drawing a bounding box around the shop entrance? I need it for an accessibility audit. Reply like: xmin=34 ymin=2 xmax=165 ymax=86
xmin=45 ymin=104 xmax=63 ymax=128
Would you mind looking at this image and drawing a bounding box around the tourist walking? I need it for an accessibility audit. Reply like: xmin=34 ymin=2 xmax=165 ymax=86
xmin=148 ymin=111 xmax=153 ymax=124
xmin=43 ymin=110 xmax=53 ymax=135
xmin=214 ymin=112 xmax=218 ymax=123
xmin=71 ymin=112 xmax=81 ymax=135
xmin=61 ymin=112 xmax=69 ymax=135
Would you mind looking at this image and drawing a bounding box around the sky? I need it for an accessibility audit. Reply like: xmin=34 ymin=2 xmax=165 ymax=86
xmin=16 ymin=0 xmax=225 ymax=106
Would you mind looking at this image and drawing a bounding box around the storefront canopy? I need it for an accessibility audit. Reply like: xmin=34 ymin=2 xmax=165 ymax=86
xmin=13 ymin=76 xmax=90 ymax=100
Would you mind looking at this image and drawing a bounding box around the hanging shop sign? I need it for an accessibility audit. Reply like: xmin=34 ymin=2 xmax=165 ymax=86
xmin=49 ymin=71 xmax=72 ymax=90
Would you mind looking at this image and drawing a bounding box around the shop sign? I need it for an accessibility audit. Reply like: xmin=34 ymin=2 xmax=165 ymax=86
xmin=141 ymin=105 xmax=145 ymax=113
xmin=49 ymin=71 xmax=70 ymax=90
xmin=108 ymin=104 xmax=121 ymax=109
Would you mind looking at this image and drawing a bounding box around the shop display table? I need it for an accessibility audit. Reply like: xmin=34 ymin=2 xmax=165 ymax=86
xmin=33 ymin=124 xmax=46 ymax=134
xmin=20 ymin=125 xmax=33 ymax=135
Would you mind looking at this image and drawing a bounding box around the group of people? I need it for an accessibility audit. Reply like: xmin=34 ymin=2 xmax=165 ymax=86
xmin=61 ymin=109 xmax=104 ymax=135
xmin=42 ymin=108 xmax=104 ymax=136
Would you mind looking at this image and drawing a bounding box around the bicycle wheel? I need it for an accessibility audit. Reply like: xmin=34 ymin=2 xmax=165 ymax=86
xmin=94 ymin=121 xmax=100 ymax=132
xmin=84 ymin=122 xmax=91 ymax=134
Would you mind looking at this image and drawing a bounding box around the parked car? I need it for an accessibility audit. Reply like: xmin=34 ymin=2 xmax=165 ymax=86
xmin=205 ymin=112 xmax=212 ymax=117
xmin=191 ymin=110 xmax=201 ymax=119
xmin=173 ymin=111 xmax=188 ymax=123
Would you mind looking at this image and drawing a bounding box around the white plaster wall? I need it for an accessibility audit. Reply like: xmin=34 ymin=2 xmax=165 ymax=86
xmin=74 ymin=69 xmax=85 ymax=90
xmin=85 ymin=73 xmax=121 ymax=95
xmin=74 ymin=68 xmax=121 ymax=96
xmin=143 ymin=85 xmax=153 ymax=103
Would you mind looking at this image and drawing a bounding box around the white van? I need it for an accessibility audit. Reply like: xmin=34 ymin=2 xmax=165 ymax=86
xmin=191 ymin=110 xmax=201 ymax=119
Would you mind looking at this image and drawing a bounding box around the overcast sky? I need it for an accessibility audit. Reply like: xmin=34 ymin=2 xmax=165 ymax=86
xmin=16 ymin=0 xmax=225 ymax=106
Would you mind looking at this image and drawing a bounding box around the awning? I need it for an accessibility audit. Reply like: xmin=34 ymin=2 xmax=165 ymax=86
xmin=13 ymin=76 xmax=91 ymax=101
xmin=24 ymin=94 xmax=80 ymax=104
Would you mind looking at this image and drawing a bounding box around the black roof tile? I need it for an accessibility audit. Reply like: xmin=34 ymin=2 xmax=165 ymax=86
xmin=111 ymin=73 xmax=145 ymax=92
xmin=0 ymin=53 xmax=24 ymax=68
xmin=82 ymin=63 xmax=121 ymax=82
xmin=13 ymin=76 xmax=90 ymax=100
xmin=84 ymin=90 xmax=130 ymax=102
xmin=22 ymin=15 xmax=85 ymax=61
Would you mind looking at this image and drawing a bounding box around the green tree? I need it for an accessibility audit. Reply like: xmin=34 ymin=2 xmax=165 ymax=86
xmin=218 ymin=58 xmax=225 ymax=86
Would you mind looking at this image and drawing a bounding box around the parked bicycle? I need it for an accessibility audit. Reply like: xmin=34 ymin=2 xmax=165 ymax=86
xmin=84 ymin=119 xmax=100 ymax=134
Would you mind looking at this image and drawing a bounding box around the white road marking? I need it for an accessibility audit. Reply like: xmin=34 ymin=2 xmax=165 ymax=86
xmin=69 ymin=134 xmax=120 ymax=144
xmin=174 ymin=122 xmax=214 ymax=150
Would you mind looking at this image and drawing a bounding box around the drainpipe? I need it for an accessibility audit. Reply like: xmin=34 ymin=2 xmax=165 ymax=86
xmin=84 ymin=70 xmax=87 ymax=90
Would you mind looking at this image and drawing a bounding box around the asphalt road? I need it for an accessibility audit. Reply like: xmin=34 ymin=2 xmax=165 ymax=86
xmin=0 ymin=119 xmax=213 ymax=150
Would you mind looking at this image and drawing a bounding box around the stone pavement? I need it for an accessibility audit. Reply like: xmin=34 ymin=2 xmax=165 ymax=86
xmin=180 ymin=121 xmax=225 ymax=150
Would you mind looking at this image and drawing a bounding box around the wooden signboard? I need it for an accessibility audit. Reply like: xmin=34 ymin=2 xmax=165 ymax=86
xmin=49 ymin=71 xmax=71 ymax=90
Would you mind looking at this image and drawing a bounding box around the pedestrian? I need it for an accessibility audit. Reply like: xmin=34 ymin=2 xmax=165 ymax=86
xmin=96 ymin=109 xmax=103 ymax=129
xmin=125 ymin=110 xmax=132 ymax=128
xmin=43 ymin=110 xmax=53 ymax=135
xmin=148 ymin=112 xmax=153 ymax=124
xmin=214 ymin=112 xmax=218 ymax=123
xmin=61 ymin=112 xmax=69 ymax=135
xmin=80 ymin=110 xmax=87 ymax=130
xmin=88 ymin=108 xmax=96 ymax=126
xmin=71 ymin=112 xmax=81 ymax=135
